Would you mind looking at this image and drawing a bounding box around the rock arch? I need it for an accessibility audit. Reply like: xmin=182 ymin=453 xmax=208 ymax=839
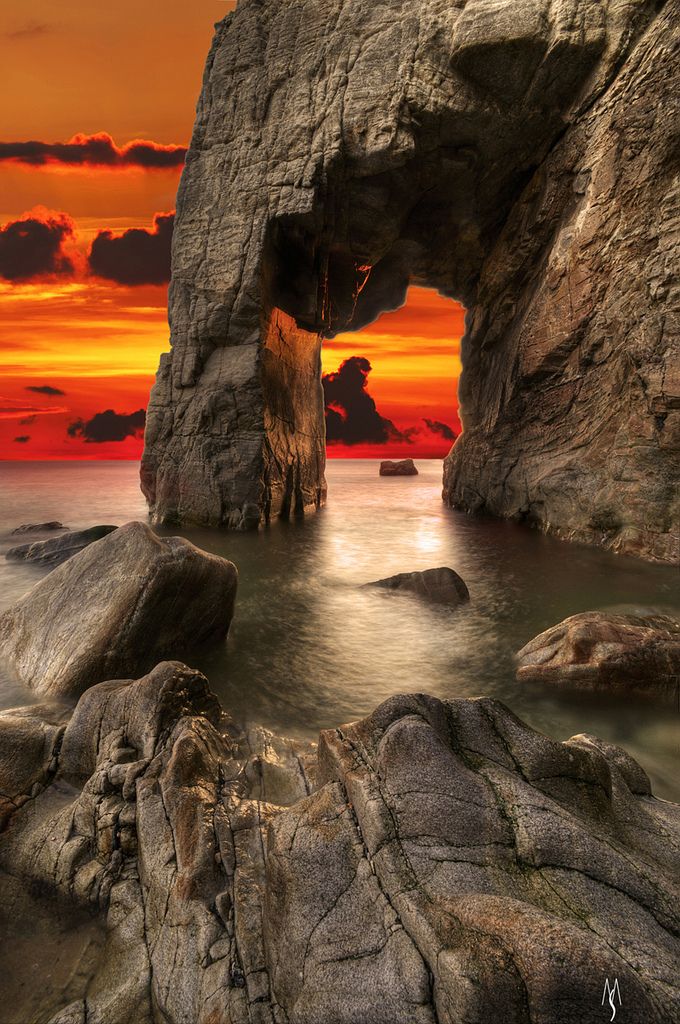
xmin=141 ymin=0 xmax=679 ymax=562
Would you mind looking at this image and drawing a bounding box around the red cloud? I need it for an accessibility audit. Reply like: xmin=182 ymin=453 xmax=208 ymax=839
xmin=0 ymin=133 xmax=186 ymax=169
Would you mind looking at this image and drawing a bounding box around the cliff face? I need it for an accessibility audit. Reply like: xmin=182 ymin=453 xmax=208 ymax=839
xmin=141 ymin=0 xmax=678 ymax=559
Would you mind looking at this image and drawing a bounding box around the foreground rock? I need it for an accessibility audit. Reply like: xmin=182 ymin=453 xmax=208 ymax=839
xmin=380 ymin=459 xmax=418 ymax=477
xmin=517 ymin=611 xmax=680 ymax=708
xmin=2 ymin=667 xmax=678 ymax=1024
xmin=0 ymin=522 xmax=237 ymax=697
xmin=6 ymin=524 xmax=118 ymax=567
xmin=11 ymin=521 xmax=68 ymax=535
xmin=367 ymin=566 xmax=470 ymax=606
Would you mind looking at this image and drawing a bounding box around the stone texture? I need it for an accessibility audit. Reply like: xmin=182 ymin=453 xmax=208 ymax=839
xmin=141 ymin=0 xmax=678 ymax=562
xmin=516 ymin=610 xmax=680 ymax=708
xmin=380 ymin=458 xmax=418 ymax=476
xmin=1 ymin=671 xmax=678 ymax=1023
xmin=367 ymin=566 xmax=470 ymax=605
xmin=11 ymin=521 xmax=68 ymax=535
xmin=0 ymin=521 xmax=237 ymax=697
xmin=6 ymin=524 xmax=118 ymax=567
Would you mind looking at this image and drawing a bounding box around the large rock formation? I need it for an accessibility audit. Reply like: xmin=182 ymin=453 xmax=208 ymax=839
xmin=1 ymin=667 xmax=679 ymax=1023
xmin=0 ymin=522 xmax=237 ymax=697
xmin=141 ymin=0 xmax=678 ymax=561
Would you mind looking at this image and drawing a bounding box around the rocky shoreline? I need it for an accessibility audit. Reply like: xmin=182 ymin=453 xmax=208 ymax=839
xmin=0 ymin=522 xmax=678 ymax=1023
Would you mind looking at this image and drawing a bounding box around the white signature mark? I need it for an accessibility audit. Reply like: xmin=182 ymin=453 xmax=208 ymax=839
xmin=602 ymin=978 xmax=622 ymax=1021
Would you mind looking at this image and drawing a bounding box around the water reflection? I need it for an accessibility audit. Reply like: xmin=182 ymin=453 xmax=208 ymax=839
xmin=1 ymin=460 xmax=678 ymax=800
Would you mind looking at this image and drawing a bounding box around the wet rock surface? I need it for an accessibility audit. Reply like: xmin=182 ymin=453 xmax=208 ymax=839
xmin=379 ymin=459 xmax=418 ymax=476
xmin=0 ymin=521 xmax=237 ymax=698
xmin=517 ymin=611 xmax=680 ymax=708
xmin=11 ymin=521 xmax=68 ymax=535
xmin=141 ymin=0 xmax=678 ymax=562
xmin=6 ymin=524 xmax=118 ymax=567
xmin=367 ymin=566 xmax=470 ymax=606
xmin=1 ymin=666 xmax=678 ymax=1024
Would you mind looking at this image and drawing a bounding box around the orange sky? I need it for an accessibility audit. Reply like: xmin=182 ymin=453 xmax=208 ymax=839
xmin=0 ymin=1 xmax=463 ymax=460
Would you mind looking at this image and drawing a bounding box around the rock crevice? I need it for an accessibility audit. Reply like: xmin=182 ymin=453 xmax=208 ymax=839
xmin=1 ymin=666 xmax=679 ymax=1023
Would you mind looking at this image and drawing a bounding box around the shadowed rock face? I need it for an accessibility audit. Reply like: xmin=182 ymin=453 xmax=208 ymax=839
xmin=0 ymin=522 xmax=237 ymax=697
xmin=141 ymin=0 xmax=678 ymax=561
xmin=1 ymin=665 xmax=678 ymax=1023
xmin=6 ymin=524 xmax=118 ymax=566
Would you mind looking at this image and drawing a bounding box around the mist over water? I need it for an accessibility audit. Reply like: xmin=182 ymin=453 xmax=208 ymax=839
xmin=1 ymin=460 xmax=678 ymax=800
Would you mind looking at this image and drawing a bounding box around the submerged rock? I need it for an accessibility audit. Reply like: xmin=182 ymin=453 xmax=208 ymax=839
xmin=0 ymin=673 xmax=678 ymax=1023
xmin=0 ymin=521 xmax=237 ymax=698
xmin=516 ymin=611 xmax=680 ymax=707
xmin=367 ymin=566 xmax=470 ymax=606
xmin=11 ymin=521 xmax=68 ymax=535
xmin=379 ymin=459 xmax=418 ymax=477
xmin=6 ymin=525 xmax=118 ymax=567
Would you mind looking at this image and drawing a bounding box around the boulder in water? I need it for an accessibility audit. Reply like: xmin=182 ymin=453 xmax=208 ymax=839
xmin=366 ymin=566 xmax=470 ymax=606
xmin=379 ymin=459 xmax=418 ymax=476
xmin=6 ymin=525 xmax=118 ymax=567
xmin=516 ymin=611 xmax=680 ymax=706
xmin=10 ymin=522 xmax=68 ymax=535
xmin=0 ymin=521 xmax=237 ymax=697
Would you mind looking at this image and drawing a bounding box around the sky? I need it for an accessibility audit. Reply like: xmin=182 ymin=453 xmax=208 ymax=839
xmin=0 ymin=1 xmax=464 ymax=461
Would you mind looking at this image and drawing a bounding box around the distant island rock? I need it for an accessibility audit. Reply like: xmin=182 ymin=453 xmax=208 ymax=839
xmin=367 ymin=566 xmax=470 ymax=606
xmin=379 ymin=459 xmax=418 ymax=477
xmin=516 ymin=611 xmax=680 ymax=707
xmin=0 ymin=521 xmax=237 ymax=698
xmin=6 ymin=525 xmax=118 ymax=567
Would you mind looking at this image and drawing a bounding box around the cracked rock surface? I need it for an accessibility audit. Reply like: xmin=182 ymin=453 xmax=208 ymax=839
xmin=0 ymin=522 xmax=237 ymax=697
xmin=1 ymin=663 xmax=678 ymax=1023
xmin=516 ymin=611 xmax=680 ymax=708
xmin=141 ymin=0 xmax=678 ymax=562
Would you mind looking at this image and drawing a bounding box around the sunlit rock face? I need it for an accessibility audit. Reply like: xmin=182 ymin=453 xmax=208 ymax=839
xmin=141 ymin=0 xmax=678 ymax=560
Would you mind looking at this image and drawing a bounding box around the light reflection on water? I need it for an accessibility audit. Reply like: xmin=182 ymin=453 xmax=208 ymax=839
xmin=0 ymin=460 xmax=678 ymax=800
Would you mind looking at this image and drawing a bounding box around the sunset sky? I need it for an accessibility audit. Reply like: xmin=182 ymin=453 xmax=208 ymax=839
xmin=1 ymin=1 xmax=464 ymax=461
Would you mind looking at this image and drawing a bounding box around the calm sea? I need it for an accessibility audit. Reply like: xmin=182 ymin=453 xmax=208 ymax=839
xmin=1 ymin=459 xmax=678 ymax=799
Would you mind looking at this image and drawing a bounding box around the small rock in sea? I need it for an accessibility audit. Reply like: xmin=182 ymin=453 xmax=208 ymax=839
xmin=516 ymin=611 xmax=680 ymax=707
xmin=366 ymin=566 xmax=470 ymax=606
xmin=10 ymin=521 xmax=69 ymax=535
xmin=6 ymin=525 xmax=118 ymax=567
xmin=0 ymin=521 xmax=238 ymax=697
xmin=379 ymin=459 xmax=418 ymax=476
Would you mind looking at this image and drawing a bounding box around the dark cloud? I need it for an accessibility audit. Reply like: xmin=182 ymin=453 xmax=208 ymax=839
xmin=0 ymin=210 xmax=76 ymax=282
xmin=67 ymin=408 xmax=146 ymax=443
xmin=26 ymin=384 xmax=66 ymax=396
xmin=322 ymin=356 xmax=409 ymax=445
xmin=0 ymin=133 xmax=186 ymax=169
xmin=88 ymin=213 xmax=173 ymax=285
xmin=14 ymin=435 xmax=30 ymax=443
xmin=19 ymin=415 xmax=36 ymax=425
xmin=423 ymin=418 xmax=457 ymax=441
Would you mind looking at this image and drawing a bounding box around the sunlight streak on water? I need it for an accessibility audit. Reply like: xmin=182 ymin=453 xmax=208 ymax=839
xmin=1 ymin=460 xmax=678 ymax=800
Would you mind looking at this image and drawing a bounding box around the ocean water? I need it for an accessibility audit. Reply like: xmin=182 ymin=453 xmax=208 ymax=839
xmin=1 ymin=459 xmax=678 ymax=800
